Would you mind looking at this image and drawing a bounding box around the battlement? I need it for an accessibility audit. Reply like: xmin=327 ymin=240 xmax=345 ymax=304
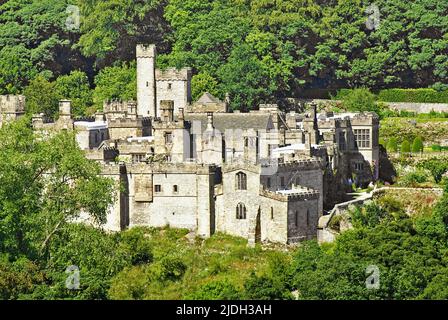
xmin=100 ymin=162 xmax=122 ymax=175
xmin=156 ymin=68 xmax=192 ymax=81
xmin=0 ymin=95 xmax=26 ymax=113
xmin=104 ymin=100 xmax=137 ymax=114
xmin=264 ymin=157 xmax=324 ymax=172
xmin=136 ymin=44 xmax=156 ymax=58
xmin=127 ymin=162 xmax=216 ymax=175
xmin=260 ymin=186 xmax=320 ymax=202
xmin=108 ymin=117 xmax=143 ymax=128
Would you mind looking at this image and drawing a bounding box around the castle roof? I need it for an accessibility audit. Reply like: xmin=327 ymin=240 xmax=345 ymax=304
xmin=196 ymin=92 xmax=222 ymax=104
xmin=184 ymin=113 xmax=273 ymax=133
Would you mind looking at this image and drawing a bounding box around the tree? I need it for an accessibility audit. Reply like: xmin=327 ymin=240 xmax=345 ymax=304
xmin=0 ymin=0 xmax=87 ymax=92
xmin=401 ymin=140 xmax=411 ymax=154
xmin=93 ymin=62 xmax=137 ymax=110
xmin=386 ymin=138 xmax=398 ymax=152
xmin=0 ymin=117 xmax=115 ymax=260
xmin=55 ymin=71 xmax=93 ymax=116
xmin=412 ymin=136 xmax=424 ymax=153
xmin=418 ymin=158 xmax=448 ymax=183
xmin=191 ymin=72 xmax=219 ymax=102
xmin=23 ymin=76 xmax=60 ymax=118
xmin=342 ymin=88 xmax=380 ymax=114
xmin=76 ymin=0 xmax=171 ymax=67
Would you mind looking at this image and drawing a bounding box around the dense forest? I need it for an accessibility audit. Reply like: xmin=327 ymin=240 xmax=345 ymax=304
xmin=1 ymin=0 xmax=447 ymax=112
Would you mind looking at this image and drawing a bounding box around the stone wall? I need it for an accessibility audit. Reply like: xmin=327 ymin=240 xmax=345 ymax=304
xmin=156 ymin=68 xmax=192 ymax=117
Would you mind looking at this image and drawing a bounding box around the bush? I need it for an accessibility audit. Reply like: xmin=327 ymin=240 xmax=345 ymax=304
xmin=340 ymin=88 xmax=380 ymax=114
xmin=418 ymin=158 xmax=448 ymax=184
xmin=186 ymin=279 xmax=242 ymax=300
xmin=378 ymin=89 xmax=448 ymax=103
xmin=412 ymin=137 xmax=424 ymax=153
xmin=387 ymin=138 xmax=399 ymax=152
xmin=401 ymin=170 xmax=429 ymax=186
xmin=335 ymin=88 xmax=448 ymax=103
xmin=401 ymin=140 xmax=411 ymax=153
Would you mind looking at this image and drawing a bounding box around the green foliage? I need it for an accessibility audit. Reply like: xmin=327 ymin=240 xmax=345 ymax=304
xmin=386 ymin=138 xmax=398 ymax=153
xmin=76 ymin=0 xmax=170 ymax=67
xmin=349 ymin=202 xmax=389 ymax=229
xmin=186 ymin=278 xmax=242 ymax=300
xmin=418 ymin=158 xmax=448 ymax=184
xmin=93 ymin=62 xmax=137 ymax=110
xmin=23 ymin=76 xmax=60 ymax=117
xmin=0 ymin=118 xmax=115 ymax=261
xmin=378 ymin=89 xmax=448 ymax=103
xmin=0 ymin=0 xmax=85 ymax=93
xmin=191 ymin=72 xmax=219 ymax=102
xmin=341 ymin=88 xmax=380 ymax=115
xmin=401 ymin=140 xmax=411 ymax=153
xmin=55 ymin=71 xmax=93 ymax=116
xmin=400 ymin=169 xmax=430 ymax=187
xmin=412 ymin=136 xmax=424 ymax=153
xmin=0 ymin=256 xmax=45 ymax=299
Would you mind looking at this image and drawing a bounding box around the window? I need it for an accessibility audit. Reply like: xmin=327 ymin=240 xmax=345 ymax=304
xmin=295 ymin=211 xmax=299 ymax=227
xmin=146 ymin=81 xmax=149 ymax=87
xmin=244 ymin=137 xmax=249 ymax=148
xmin=165 ymin=132 xmax=173 ymax=144
xmin=354 ymin=129 xmax=370 ymax=148
xmin=268 ymin=144 xmax=276 ymax=157
xmin=132 ymin=154 xmax=146 ymax=163
xmin=267 ymin=178 xmax=271 ymax=188
xmin=236 ymin=172 xmax=247 ymax=190
xmin=173 ymin=185 xmax=178 ymax=193
xmin=354 ymin=162 xmax=364 ymax=171
xmin=236 ymin=203 xmax=247 ymax=219
xmin=155 ymin=185 xmax=161 ymax=193
xmin=271 ymin=207 xmax=274 ymax=220
xmin=339 ymin=131 xmax=346 ymax=151
xmin=168 ymin=83 xmax=172 ymax=90
xmin=280 ymin=177 xmax=285 ymax=188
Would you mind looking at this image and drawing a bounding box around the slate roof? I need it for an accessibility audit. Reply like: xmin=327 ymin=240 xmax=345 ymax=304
xmin=196 ymin=92 xmax=222 ymax=104
xmin=184 ymin=113 xmax=273 ymax=133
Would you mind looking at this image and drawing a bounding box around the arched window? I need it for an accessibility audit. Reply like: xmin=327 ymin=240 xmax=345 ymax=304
xmin=236 ymin=172 xmax=247 ymax=190
xmin=236 ymin=203 xmax=247 ymax=219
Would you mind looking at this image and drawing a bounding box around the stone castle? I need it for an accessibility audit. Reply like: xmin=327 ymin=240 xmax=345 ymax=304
xmin=0 ymin=44 xmax=380 ymax=245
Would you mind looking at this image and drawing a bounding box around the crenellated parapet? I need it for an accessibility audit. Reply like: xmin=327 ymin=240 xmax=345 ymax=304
xmin=260 ymin=186 xmax=320 ymax=202
xmin=108 ymin=117 xmax=144 ymax=128
xmin=104 ymin=100 xmax=137 ymax=114
xmin=272 ymin=157 xmax=324 ymax=172
xmin=0 ymin=95 xmax=26 ymax=113
xmin=156 ymin=68 xmax=192 ymax=81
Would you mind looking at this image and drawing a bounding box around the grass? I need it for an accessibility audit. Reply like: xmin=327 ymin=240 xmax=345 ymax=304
xmin=108 ymin=228 xmax=291 ymax=300
xmin=374 ymin=189 xmax=441 ymax=217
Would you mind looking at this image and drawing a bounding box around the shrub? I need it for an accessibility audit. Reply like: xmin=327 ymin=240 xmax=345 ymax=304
xmin=418 ymin=158 xmax=448 ymax=184
xmin=387 ymin=138 xmax=399 ymax=152
xmin=186 ymin=279 xmax=242 ymax=300
xmin=401 ymin=170 xmax=429 ymax=186
xmin=341 ymin=88 xmax=380 ymax=114
xmin=412 ymin=137 xmax=424 ymax=153
xmin=378 ymin=89 xmax=448 ymax=103
xmin=401 ymin=140 xmax=411 ymax=153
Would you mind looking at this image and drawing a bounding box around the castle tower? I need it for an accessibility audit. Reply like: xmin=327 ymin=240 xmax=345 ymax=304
xmin=136 ymin=44 xmax=157 ymax=118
